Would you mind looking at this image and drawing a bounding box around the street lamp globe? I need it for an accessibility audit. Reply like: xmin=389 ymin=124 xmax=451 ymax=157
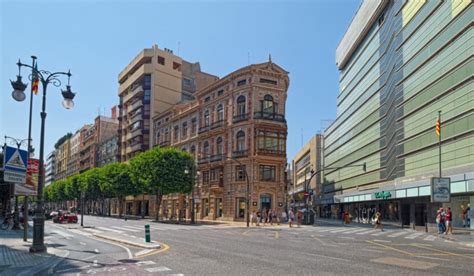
xmin=10 ymin=75 xmax=27 ymax=102
xmin=61 ymin=85 xmax=75 ymax=109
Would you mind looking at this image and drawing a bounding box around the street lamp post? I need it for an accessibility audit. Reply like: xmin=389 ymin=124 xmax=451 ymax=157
xmin=10 ymin=57 xmax=75 ymax=253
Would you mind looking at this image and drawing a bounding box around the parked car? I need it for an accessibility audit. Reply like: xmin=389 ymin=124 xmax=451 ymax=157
xmin=52 ymin=211 xmax=78 ymax=224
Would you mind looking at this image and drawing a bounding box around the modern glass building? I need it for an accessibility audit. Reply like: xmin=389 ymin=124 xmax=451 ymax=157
xmin=322 ymin=0 xmax=473 ymax=229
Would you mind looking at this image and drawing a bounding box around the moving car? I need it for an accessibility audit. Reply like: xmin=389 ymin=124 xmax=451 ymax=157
xmin=52 ymin=211 xmax=78 ymax=223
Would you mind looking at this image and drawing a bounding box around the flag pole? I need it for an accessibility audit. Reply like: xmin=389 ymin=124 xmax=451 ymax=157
xmin=438 ymin=110 xmax=441 ymax=178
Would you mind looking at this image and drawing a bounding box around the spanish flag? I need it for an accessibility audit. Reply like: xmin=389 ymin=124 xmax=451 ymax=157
xmin=31 ymin=64 xmax=39 ymax=95
xmin=436 ymin=115 xmax=441 ymax=137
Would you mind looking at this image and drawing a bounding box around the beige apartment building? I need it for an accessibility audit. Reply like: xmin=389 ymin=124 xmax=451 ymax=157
xmin=65 ymin=129 xmax=82 ymax=178
xmin=144 ymin=58 xmax=290 ymax=222
xmin=291 ymin=134 xmax=323 ymax=212
xmin=55 ymin=139 xmax=71 ymax=181
xmin=117 ymin=44 xmax=217 ymax=162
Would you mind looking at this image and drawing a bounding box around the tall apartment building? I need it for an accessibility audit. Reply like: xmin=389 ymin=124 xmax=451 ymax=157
xmin=146 ymin=58 xmax=289 ymax=222
xmin=55 ymin=138 xmax=71 ymax=181
xmin=97 ymin=135 xmax=118 ymax=167
xmin=45 ymin=150 xmax=56 ymax=186
xmin=66 ymin=129 xmax=82 ymax=178
xmin=80 ymin=108 xmax=118 ymax=172
xmin=117 ymin=44 xmax=218 ymax=162
xmin=291 ymin=134 xmax=323 ymax=212
xmin=323 ymin=0 xmax=473 ymax=228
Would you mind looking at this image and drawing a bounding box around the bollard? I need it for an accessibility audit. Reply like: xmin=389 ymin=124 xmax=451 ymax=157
xmin=145 ymin=224 xmax=151 ymax=243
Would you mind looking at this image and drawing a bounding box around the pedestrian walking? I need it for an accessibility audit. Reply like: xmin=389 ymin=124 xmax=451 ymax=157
xmin=445 ymin=207 xmax=453 ymax=235
xmin=256 ymin=211 xmax=261 ymax=226
xmin=250 ymin=211 xmax=255 ymax=226
xmin=288 ymin=210 xmax=294 ymax=228
xmin=373 ymin=211 xmax=383 ymax=231
xmin=268 ymin=209 xmax=273 ymax=225
xmin=436 ymin=208 xmax=446 ymax=234
xmin=281 ymin=210 xmax=287 ymax=224
xmin=297 ymin=210 xmax=303 ymax=228
xmin=262 ymin=208 xmax=268 ymax=226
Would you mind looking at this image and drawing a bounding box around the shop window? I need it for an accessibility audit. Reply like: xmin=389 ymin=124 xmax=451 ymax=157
xmin=237 ymin=198 xmax=246 ymax=218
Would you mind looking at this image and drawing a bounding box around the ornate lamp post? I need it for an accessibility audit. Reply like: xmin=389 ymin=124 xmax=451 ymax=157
xmin=10 ymin=57 xmax=75 ymax=253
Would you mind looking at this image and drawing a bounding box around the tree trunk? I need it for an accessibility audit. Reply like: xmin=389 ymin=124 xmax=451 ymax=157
xmin=108 ymin=199 xmax=111 ymax=217
xmin=118 ymin=197 xmax=123 ymax=218
xmin=155 ymin=190 xmax=162 ymax=222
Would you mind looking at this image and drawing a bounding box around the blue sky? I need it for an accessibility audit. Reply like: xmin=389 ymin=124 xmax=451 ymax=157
xmin=1 ymin=0 xmax=360 ymax=161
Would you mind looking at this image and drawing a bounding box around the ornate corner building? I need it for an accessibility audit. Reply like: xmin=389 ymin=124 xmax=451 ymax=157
xmin=153 ymin=59 xmax=290 ymax=221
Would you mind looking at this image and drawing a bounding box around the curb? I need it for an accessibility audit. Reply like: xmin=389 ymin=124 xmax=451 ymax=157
xmin=92 ymin=234 xmax=161 ymax=249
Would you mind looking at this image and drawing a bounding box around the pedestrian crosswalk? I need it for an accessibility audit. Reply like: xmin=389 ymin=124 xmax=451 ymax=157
xmin=301 ymin=226 xmax=440 ymax=242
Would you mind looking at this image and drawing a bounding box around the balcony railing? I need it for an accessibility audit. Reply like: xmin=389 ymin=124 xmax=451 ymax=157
xmin=198 ymin=124 xmax=211 ymax=134
xmin=254 ymin=111 xmax=286 ymax=122
xmin=159 ymin=140 xmax=170 ymax=147
xmin=233 ymin=113 xmax=249 ymax=123
xmin=129 ymin=99 xmax=143 ymax=111
xmin=257 ymin=148 xmax=286 ymax=156
xmin=209 ymin=154 xmax=223 ymax=163
xmin=198 ymin=156 xmax=210 ymax=164
xmin=232 ymin=149 xmax=249 ymax=159
xmin=210 ymin=120 xmax=225 ymax=130
xmin=210 ymin=180 xmax=224 ymax=189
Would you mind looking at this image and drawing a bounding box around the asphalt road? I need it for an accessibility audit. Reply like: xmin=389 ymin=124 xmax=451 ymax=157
xmin=46 ymin=215 xmax=474 ymax=275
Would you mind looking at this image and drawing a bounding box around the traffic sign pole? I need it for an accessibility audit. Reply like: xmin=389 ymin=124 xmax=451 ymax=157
xmin=145 ymin=224 xmax=151 ymax=243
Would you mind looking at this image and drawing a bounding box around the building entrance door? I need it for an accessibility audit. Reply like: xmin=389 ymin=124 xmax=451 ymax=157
xmin=415 ymin=203 xmax=426 ymax=226
xmin=260 ymin=194 xmax=271 ymax=211
xmin=401 ymin=204 xmax=410 ymax=226
xmin=216 ymin=198 xmax=222 ymax=217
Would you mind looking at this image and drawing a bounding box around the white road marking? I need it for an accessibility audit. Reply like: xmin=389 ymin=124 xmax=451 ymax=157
xmin=94 ymin=248 xmax=99 ymax=253
xmin=405 ymin=232 xmax=424 ymax=239
xmin=93 ymin=260 xmax=99 ymax=267
xmin=356 ymin=230 xmax=378 ymax=235
xmin=314 ymin=227 xmax=339 ymax=232
xmin=145 ymin=266 xmax=172 ymax=272
xmin=111 ymin=226 xmax=140 ymax=232
xmin=97 ymin=226 xmax=123 ymax=233
xmin=80 ymin=242 xmax=87 ymax=246
xmin=330 ymin=228 xmax=357 ymax=233
xmin=135 ymin=260 xmax=156 ymax=266
xmin=373 ymin=239 xmax=391 ymax=243
xmin=423 ymin=235 xmax=436 ymax=241
xmin=166 ymin=274 xmax=184 ymax=276
xmin=387 ymin=231 xmax=410 ymax=238
xmin=122 ymin=225 xmax=145 ymax=230
xmin=341 ymin=228 xmax=368 ymax=234
xmin=82 ymin=228 xmax=103 ymax=234
xmin=371 ymin=231 xmax=389 ymax=236
xmin=52 ymin=230 xmax=74 ymax=238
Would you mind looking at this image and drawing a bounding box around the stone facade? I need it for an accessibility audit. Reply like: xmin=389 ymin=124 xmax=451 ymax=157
xmin=151 ymin=58 xmax=290 ymax=221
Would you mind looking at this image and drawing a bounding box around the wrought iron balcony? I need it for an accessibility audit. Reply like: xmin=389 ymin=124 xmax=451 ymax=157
xmin=257 ymin=148 xmax=286 ymax=156
xmin=198 ymin=124 xmax=211 ymax=134
xmin=233 ymin=113 xmax=249 ymax=123
xmin=254 ymin=111 xmax=286 ymax=122
xmin=232 ymin=149 xmax=249 ymax=159
xmin=210 ymin=119 xmax=225 ymax=130
xmin=198 ymin=156 xmax=210 ymax=164
xmin=209 ymin=154 xmax=223 ymax=162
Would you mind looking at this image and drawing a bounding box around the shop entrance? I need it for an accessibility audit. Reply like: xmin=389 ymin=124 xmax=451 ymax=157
xmin=260 ymin=194 xmax=271 ymax=211
xmin=401 ymin=204 xmax=410 ymax=226
xmin=415 ymin=203 xmax=426 ymax=226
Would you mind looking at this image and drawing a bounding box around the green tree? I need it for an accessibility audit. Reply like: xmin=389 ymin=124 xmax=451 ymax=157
xmin=102 ymin=163 xmax=138 ymax=217
xmin=129 ymin=147 xmax=194 ymax=221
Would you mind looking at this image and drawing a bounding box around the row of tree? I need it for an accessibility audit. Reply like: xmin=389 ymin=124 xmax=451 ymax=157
xmin=44 ymin=147 xmax=195 ymax=221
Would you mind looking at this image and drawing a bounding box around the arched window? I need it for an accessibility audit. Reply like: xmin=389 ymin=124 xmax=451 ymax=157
xmin=236 ymin=131 xmax=245 ymax=151
xmin=203 ymin=141 xmax=210 ymax=155
xmin=263 ymin=94 xmax=274 ymax=114
xmin=237 ymin=96 xmax=246 ymax=116
xmin=216 ymin=137 xmax=223 ymax=155
xmin=217 ymin=104 xmax=224 ymax=121
xmin=204 ymin=110 xmax=210 ymax=126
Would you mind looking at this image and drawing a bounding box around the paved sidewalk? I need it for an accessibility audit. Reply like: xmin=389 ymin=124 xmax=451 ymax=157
xmin=0 ymin=230 xmax=68 ymax=276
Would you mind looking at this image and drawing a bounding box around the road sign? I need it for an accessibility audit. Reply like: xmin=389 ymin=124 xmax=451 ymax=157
xmin=3 ymin=146 xmax=28 ymax=183
xmin=431 ymin=177 xmax=450 ymax=203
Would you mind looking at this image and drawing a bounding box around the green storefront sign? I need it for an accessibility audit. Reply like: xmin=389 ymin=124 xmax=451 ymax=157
xmin=374 ymin=191 xmax=392 ymax=200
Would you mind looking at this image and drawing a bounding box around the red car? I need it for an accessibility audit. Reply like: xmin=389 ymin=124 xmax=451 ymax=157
xmin=53 ymin=212 xmax=78 ymax=223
